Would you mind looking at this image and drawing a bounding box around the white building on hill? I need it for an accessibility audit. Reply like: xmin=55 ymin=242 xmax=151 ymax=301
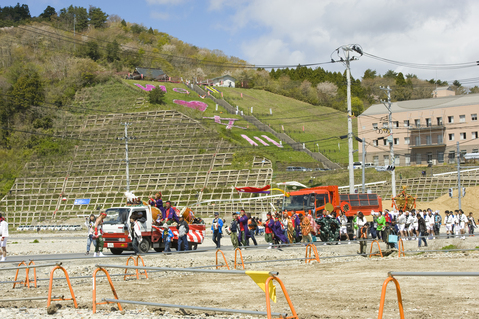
xmin=211 ymin=75 xmax=236 ymax=87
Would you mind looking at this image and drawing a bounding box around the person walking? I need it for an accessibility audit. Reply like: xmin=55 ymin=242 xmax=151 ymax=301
xmin=85 ymin=214 xmax=97 ymax=255
xmin=247 ymin=214 xmax=258 ymax=246
xmin=300 ymin=214 xmax=312 ymax=243
xmin=356 ymin=211 xmax=368 ymax=255
xmin=228 ymin=213 xmax=240 ymax=249
xmin=468 ymin=212 xmax=477 ymax=236
xmin=292 ymin=211 xmax=301 ymax=243
xmin=128 ymin=213 xmax=142 ymax=255
xmin=177 ymin=216 xmax=189 ymax=251
xmin=264 ymin=212 xmax=274 ymax=249
xmin=211 ymin=212 xmax=223 ymax=249
xmin=238 ymin=209 xmax=250 ymax=247
xmin=162 ymin=224 xmax=173 ymax=252
xmin=417 ymin=213 xmax=428 ymax=247
xmin=0 ymin=213 xmax=9 ymax=262
xmin=93 ymin=211 xmax=107 ymax=257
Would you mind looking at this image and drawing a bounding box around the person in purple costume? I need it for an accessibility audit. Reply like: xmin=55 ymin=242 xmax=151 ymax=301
xmin=164 ymin=201 xmax=179 ymax=225
xmin=238 ymin=209 xmax=250 ymax=247
xmin=272 ymin=213 xmax=288 ymax=244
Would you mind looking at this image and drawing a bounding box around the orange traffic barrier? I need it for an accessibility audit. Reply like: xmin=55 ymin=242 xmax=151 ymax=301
xmin=13 ymin=261 xmax=37 ymax=289
xmin=47 ymin=264 xmax=78 ymax=308
xmin=369 ymin=240 xmax=383 ymax=258
xmin=305 ymin=244 xmax=320 ymax=264
xmin=124 ymin=255 xmax=148 ymax=281
xmin=264 ymin=275 xmax=299 ymax=319
xmin=398 ymin=238 xmax=405 ymax=258
xmin=234 ymin=248 xmax=245 ymax=270
xmin=215 ymin=249 xmax=230 ymax=270
xmin=377 ymin=275 xmax=405 ymax=319
xmin=93 ymin=267 xmax=123 ymax=314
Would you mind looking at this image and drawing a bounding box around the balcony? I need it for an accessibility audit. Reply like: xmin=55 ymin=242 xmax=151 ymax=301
xmin=410 ymin=143 xmax=446 ymax=149
xmin=408 ymin=124 xmax=445 ymax=131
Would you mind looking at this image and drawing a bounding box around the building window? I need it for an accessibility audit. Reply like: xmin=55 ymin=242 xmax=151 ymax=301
xmin=373 ymin=156 xmax=379 ymax=165
xmin=405 ymin=155 xmax=410 ymax=166
xmin=426 ymin=135 xmax=432 ymax=145
xmin=426 ymin=118 xmax=431 ymax=127
xmin=461 ymin=150 xmax=467 ymax=156
xmin=383 ymin=139 xmax=387 ymax=146
xmin=404 ymin=120 xmax=410 ymax=127
xmin=404 ymin=137 xmax=410 ymax=145
xmin=448 ymin=133 xmax=454 ymax=141
xmin=427 ymin=152 xmax=433 ymax=164
xmin=373 ymin=140 xmax=378 ymax=146
xmin=448 ymin=151 xmax=455 ymax=163
xmin=383 ymin=155 xmax=389 ymax=165
xmin=472 ymin=131 xmax=478 ymax=139
xmin=395 ymin=155 xmax=400 ymax=165
xmin=472 ymin=114 xmax=478 ymax=121
xmin=394 ymin=138 xmax=399 ymax=145
xmin=372 ymin=123 xmax=378 ymax=129
xmin=448 ymin=116 xmax=454 ymax=123
xmin=394 ymin=121 xmax=399 ymax=128
xmin=414 ymin=119 xmax=421 ymax=127
xmin=437 ymin=117 xmax=443 ymax=125
xmin=459 ymin=115 xmax=466 ymax=123
xmin=437 ymin=134 xmax=443 ymax=144
xmin=415 ymin=153 xmax=421 ymax=165
xmin=415 ymin=136 xmax=420 ymax=146
xmin=438 ymin=152 xmax=444 ymax=163
xmin=460 ymin=132 xmax=466 ymax=140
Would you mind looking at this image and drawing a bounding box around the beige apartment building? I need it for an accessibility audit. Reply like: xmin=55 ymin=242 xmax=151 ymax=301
xmin=358 ymin=94 xmax=479 ymax=166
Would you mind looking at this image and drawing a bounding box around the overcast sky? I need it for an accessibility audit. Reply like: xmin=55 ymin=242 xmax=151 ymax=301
xmin=6 ymin=0 xmax=479 ymax=86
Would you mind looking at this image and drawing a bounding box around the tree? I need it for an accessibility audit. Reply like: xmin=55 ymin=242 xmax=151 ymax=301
xmin=383 ymin=70 xmax=398 ymax=79
xmin=395 ymin=72 xmax=406 ymax=87
xmin=39 ymin=6 xmax=56 ymax=20
xmin=149 ymin=88 xmax=165 ymax=104
xmin=59 ymin=5 xmax=88 ymax=31
xmin=362 ymin=69 xmax=377 ymax=80
xmin=121 ymin=19 xmax=127 ymax=27
xmin=405 ymin=73 xmax=417 ymax=79
xmin=89 ymin=6 xmax=108 ymax=28
xmin=453 ymin=80 xmax=461 ymax=87
xmin=106 ymin=40 xmax=120 ymax=62
xmin=469 ymin=86 xmax=479 ymax=94
xmin=148 ymin=27 xmax=154 ymax=34
xmin=9 ymin=67 xmax=44 ymax=114
xmin=82 ymin=41 xmax=101 ymax=61
xmin=351 ymin=97 xmax=364 ymax=116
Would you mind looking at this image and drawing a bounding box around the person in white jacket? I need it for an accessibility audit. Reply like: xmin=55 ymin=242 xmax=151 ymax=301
xmin=128 ymin=214 xmax=142 ymax=255
xmin=0 ymin=213 xmax=9 ymax=262
xmin=85 ymin=214 xmax=97 ymax=255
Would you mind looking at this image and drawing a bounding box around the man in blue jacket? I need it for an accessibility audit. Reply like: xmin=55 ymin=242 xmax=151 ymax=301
xmin=211 ymin=212 xmax=223 ymax=249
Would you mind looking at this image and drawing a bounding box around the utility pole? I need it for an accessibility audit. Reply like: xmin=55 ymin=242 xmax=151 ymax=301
xmin=457 ymin=141 xmax=461 ymax=210
xmin=73 ymin=14 xmax=76 ymax=52
xmin=362 ymin=138 xmax=366 ymax=193
xmin=118 ymin=123 xmax=133 ymax=192
xmin=380 ymin=86 xmax=396 ymax=197
xmin=332 ymin=44 xmax=363 ymax=194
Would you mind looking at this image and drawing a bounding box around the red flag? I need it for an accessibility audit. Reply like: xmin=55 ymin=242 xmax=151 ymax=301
xmin=235 ymin=185 xmax=271 ymax=193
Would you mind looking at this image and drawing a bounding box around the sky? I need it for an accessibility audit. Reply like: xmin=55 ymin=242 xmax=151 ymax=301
xmin=4 ymin=0 xmax=479 ymax=86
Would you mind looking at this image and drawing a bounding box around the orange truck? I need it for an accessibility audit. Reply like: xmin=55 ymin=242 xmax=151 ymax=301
xmin=282 ymin=185 xmax=382 ymax=218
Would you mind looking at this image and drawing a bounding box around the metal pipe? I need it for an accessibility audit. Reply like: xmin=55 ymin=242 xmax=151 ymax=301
xmin=389 ymin=272 xmax=479 ymax=277
xmin=0 ymin=296 xmax=61 ymax=302
xmin=96 ymin=264 xmax=278 ymax=276
xmin=0 ymin=263 xmax=59 ymax=271
xmin=103 ymin=299 xmax=287 ymax=317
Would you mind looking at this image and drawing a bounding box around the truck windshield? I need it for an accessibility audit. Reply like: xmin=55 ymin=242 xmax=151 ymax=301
xmin=103 ymin=208 xmax=130 ymax=224
xmin=283 ymin=194 xmax=314 ymax=211
xmin=314 ymin=194 xmax=330 ymax=208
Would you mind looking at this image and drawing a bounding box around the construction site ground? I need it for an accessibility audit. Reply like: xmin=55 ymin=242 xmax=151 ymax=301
xmin=1 ymin=230 xmax=478 ymax=318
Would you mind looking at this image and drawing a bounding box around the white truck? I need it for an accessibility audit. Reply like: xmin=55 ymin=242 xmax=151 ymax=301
xmin=101 ymin=205 xmax=206 ymax=255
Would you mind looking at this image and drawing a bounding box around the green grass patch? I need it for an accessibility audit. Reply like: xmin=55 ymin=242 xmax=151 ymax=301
xmin=31 ymin=239 xmax=40 ymax=243
xmin=441 ymin=244 xmax=457 ymax=250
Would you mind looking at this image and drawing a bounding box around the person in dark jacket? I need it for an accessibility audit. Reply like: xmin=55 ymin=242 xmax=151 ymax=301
xmin=228 ymin=213 xmax=240 ymax=249
xmin=238 ymin=209 xmax=250 ymax=247
xmin=177 ymin=216 xmax=189 ymax=251
xmin=417 ymin=214 xmax=428 ymax=247
xmin=272 ymin=213 xmax=288 ymax=244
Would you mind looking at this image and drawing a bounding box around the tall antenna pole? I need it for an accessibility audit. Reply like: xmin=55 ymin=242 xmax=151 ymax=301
xmin=118 ymin=123 xmax=132 ymax=191
xmin=332 ymin=44 xmax=363 ymax=194
xmin=457 ymin=141 xmax=461 ymax=210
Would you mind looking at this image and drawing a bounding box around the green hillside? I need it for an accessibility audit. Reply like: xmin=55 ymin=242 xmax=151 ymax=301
xmin=206 ymin=86 xmax=358 ymax=164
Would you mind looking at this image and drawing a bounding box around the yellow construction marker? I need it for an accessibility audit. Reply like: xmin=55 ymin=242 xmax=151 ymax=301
xmin=246 ymin=271 xmax=277 ymax=303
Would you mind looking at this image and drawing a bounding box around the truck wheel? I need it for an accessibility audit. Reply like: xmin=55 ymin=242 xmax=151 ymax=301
xmin=110 ymin=248 xmax=123 ymax=255
xmin=188 ymin=243 xmax=198 ymax=250
xmin=138 ymin=239 xmax=151 ymax=254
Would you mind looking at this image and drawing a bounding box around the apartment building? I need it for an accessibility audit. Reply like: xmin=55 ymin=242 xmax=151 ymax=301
xmin=358 ymin=94 xmax=479 ymax=166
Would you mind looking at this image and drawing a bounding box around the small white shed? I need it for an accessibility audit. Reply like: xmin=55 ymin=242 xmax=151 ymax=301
xmin=211 ymin=75 xmax=236 ymax=88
